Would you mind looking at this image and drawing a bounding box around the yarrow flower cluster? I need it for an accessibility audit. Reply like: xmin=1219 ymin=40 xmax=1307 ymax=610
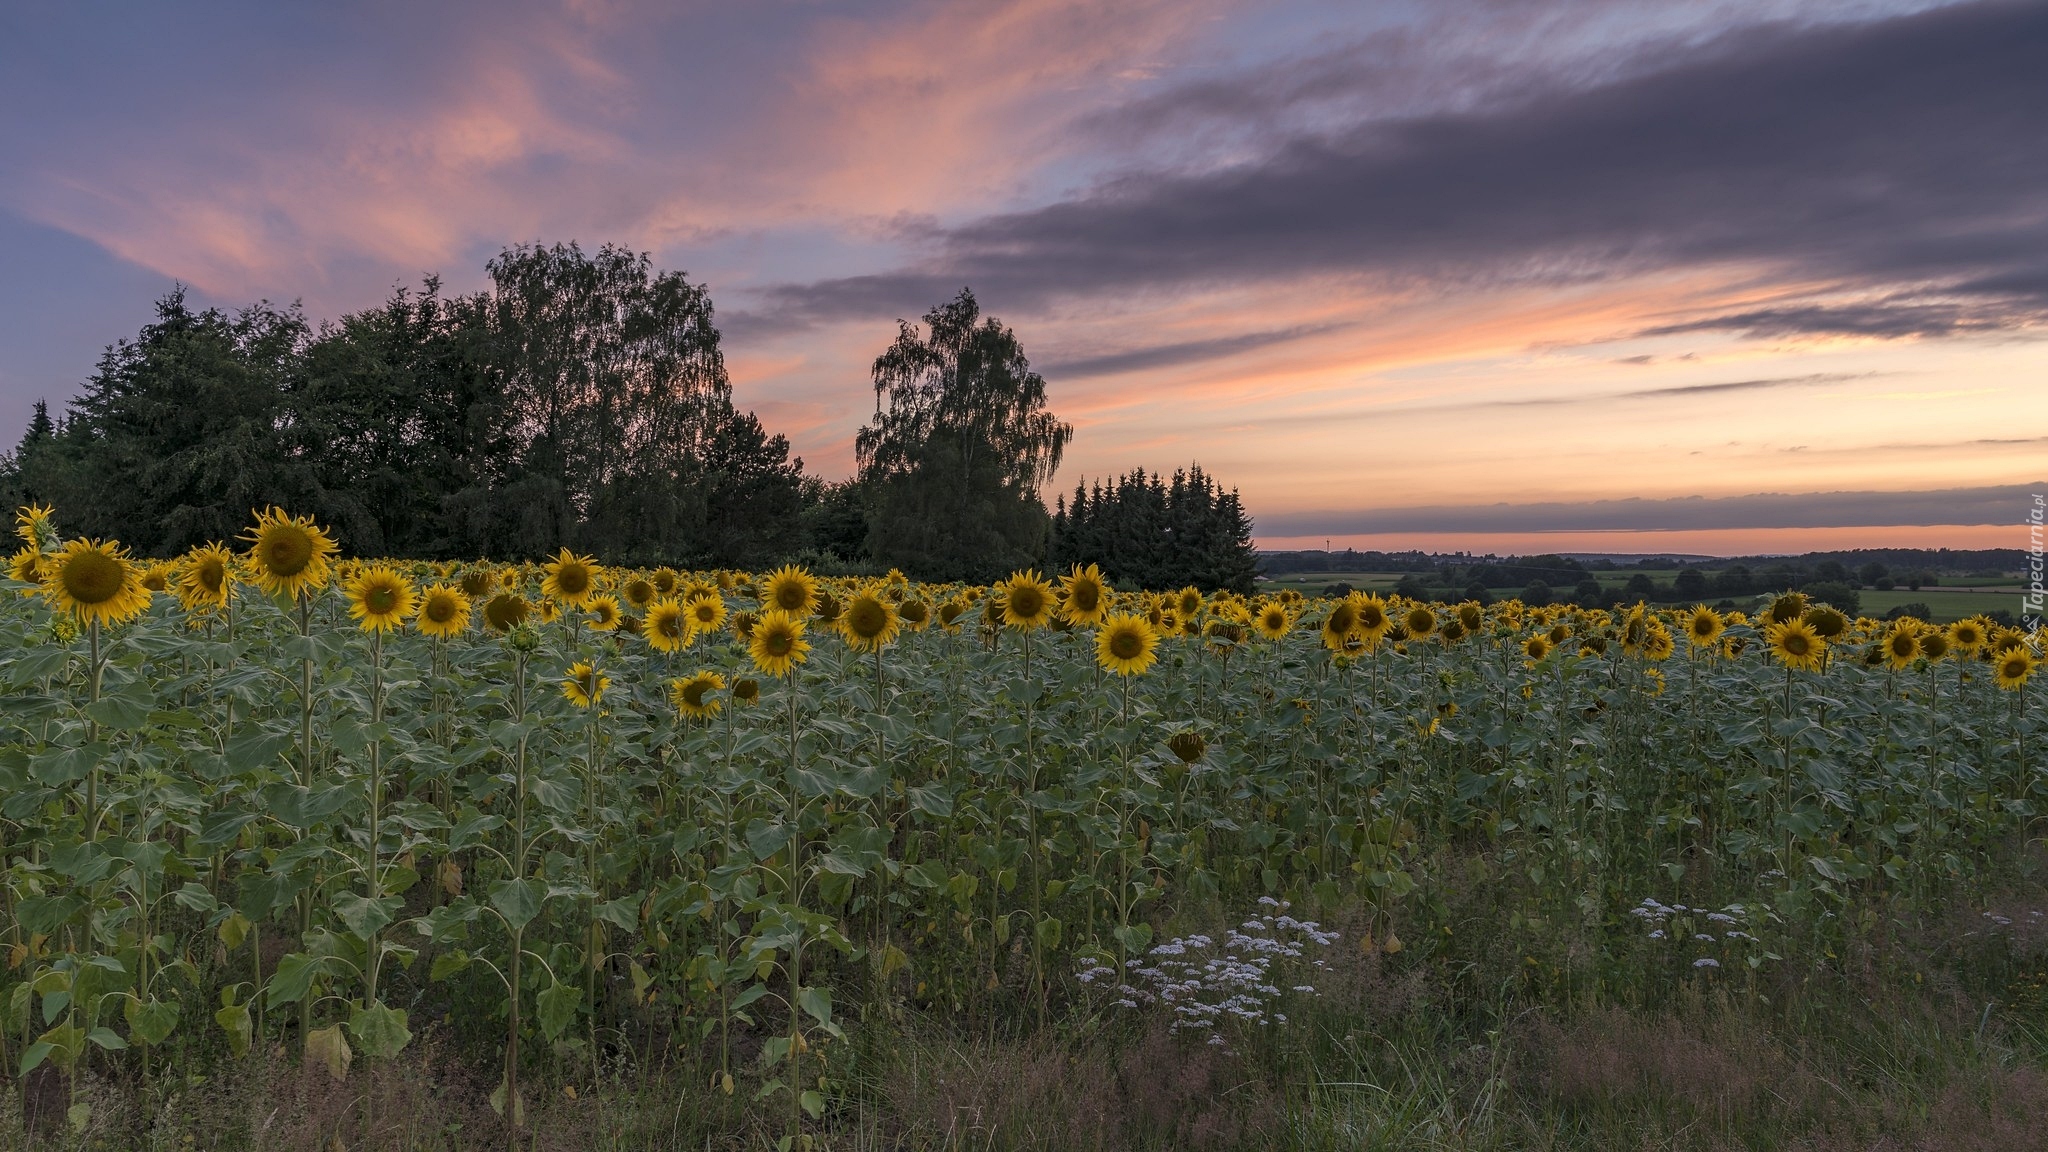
xmin=1077 ymin=897 xmax=1340 ymax=1046
xmin=1630 ymin=897 xmax=1779 ymax=972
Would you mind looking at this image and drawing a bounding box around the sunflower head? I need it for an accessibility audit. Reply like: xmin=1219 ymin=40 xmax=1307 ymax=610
xmin=1947 ymin=618 xmax=1987 ymax=653
xmin=1882 ymin=624 xmax=1920 ymax=670
xmin=1765 ymin=618 xmax=1826 ymax=672
xmin=243 ymin=508 xmax=339 ymax=599
xmin=415 ymin=584 xmax=472 ymax=639
xmin=1684 ymin=606 xmax=1726 ymax=647
xmin=1060 ymin=564 xmax=1110 ymax=625
xmin=542 ymin=549 xmax=601 ymax=608
xmin=1254 ymin=602 xmax=1291 ymax=641
xmin=7 ymin=545 xmax=46 ymax=591
xmin=749 ymin=609 xmax=810 ymax=677
xmin=899 ymin=598 xmax=931 ymax=630
xmin=842 ymin=588 xmax=899 ymax=653
xmin=174 ymin=544 xmax=236 ymax=612
xmin=1002 ymin=572 xmax=1056 ymax=631
xmin=1765 ymin=591 xmax=1809 ymax=626
xmin=1403 ymin=604 xmax=1437 ymax=638
xmin=732 ymin=677 xmax=762 ymax=706
xmin=483 ymin=591 xmax=531 ymax=633
xmin=562 ymin=661 xmax=610 ymax=709
xmin=645 ymin=598 xmax=691 ymax=653
xmin=1993 ymin=648 xmax=2037 ymax=691
xmin=621 ymin=576 xmax=656 ymax=610
xmin=586 ymin=594 xmax=623 ymax=632
xmin=44 ymin=538 xmax=153 ymax=627
xmin=731 ymin=609 xmax=758 ymax=642
xmin=14 ymin=503 xmax=58 ymax=551
xmin=457 ymin=567 xmax=494 ymax=599
xmin=670 ymin=670 xmax=727 ymax=720
xmin=1176 ymin=586 xmax=1204 ymax=619
xmin=1096 ymin=613 xmax=1159 ymax=676
xmin=762 ymin=565 xmax=819 ymax=616
xmin=676 ymin=593 xmax=724 ymax=637
xmin=1166 ymin=730 xmax=1207 ymax=764
xmin=345 ymin=565 xmax=417 ymax=633
xmin=1524 ymin=634 xmax=1550 ymax=662
xmin=652 ymin=568 xmax=680 ymax=596
xmin=1917 ymin=630 xmax=1950 ymax=662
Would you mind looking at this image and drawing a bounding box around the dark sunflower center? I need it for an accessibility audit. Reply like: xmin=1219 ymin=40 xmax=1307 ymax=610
xmin=197 ymin=560 xmax=225 ymax=592
xmin=557 ymin=566 xmax=589 ymax=597
xmin=850 ymin=601 xmax=887 ymax=637
xmin=262 ymin=527 xmax=313 ymax=576
xmin=1358 ymin=607 xmax=1384 ymax=630
xmin=683 ymin=682 xmax=709 ymax=707
xmin=367 ymin=586 xmax=397 ymax=612
xmin=1785 ymin=635 xmax=1811 ymax=656
xmin=427 ymin=597 xmax=456 ymax=623
xmin=62 ymin=550 xmax=124 ymax=604
xmin=765 ymin=631 xmax=793 ymax=656
xmin=1072 ymin=584 xmax=1099 ymax=611
xmin=1010 ymin=588 xmax=1044 ymax=617
xmin=1110 ymin=629 xmax=1144 ymax=659
xmin=775 ymin=584 xmax=807 ymax=610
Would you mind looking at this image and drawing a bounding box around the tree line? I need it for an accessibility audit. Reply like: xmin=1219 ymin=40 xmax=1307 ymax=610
xmin=1 ymin=243 xmax=1257 ymax=588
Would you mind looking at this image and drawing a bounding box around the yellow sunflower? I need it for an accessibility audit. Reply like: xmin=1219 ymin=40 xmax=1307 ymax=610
xmin=645 ymin=598 xmax=691 ymax=653
xmin=139 ymin=563 xmax=172 ymax=594
xmin=1918 ymin=630 xmax=1950 ymax=663
xmin=899 ymin=598 xmax=931 ymax=631
xmin=43 ymin=538 xmax=152 ymax=627
xmin=458 ymin=567 xmax=494 ymax=600
xmin=14 ymin=503 xmax=57 ymax=550
xmin=1404 ymin=603 xmax=1437 ymax=640
xmin=1253 ymin=602 xmax=1291 ymax=641
xmin=1059 ymin=563 xmax=1111 ymax=626
xmin=670 ymin=670 xmax=726 ymax=720
xmin=1096 ymin=613 xmax=1159 ymax=677
xmin=1354 ymin=594 xmax=1392 ymax=645
xmin=1764 ymin=591 xmax=1809 ymax=626
xmin=732 ymin=677 xmax=761 ymax=706
xmin=562 ymin=661 xmax=610 ymax=709
xmin=1993 ymin=648 xmax=2037 ymax=691
xmin=1946 ymin=618 xmax=1987 ymax=654
xmin=1765 ymin=618 xmax=1826 ymax=672
xmin=242 ymin=508 xmax=338 ymax=599
xmin=1803 ymin=605 xmax=1850 ymax=642
xmin=684 ymin=592 xmax=727 ymax=635
xmin=175 ymin=543 xmax=236 ymax=612
xmin=761 ymin=565 xmax=819 ymax=617
xmin=415 ymin=584 xmax=471 ymax=639
xmin=1321 ymin=598 xmax=1360 ymax=651
xmin=937 ymin=599 xmax=967 ymax=631
xmin=344 ymin=565 xmax=417 ymax=633
xmin=1002 ymin=571 xmax=1057 ymax=631
xmin=482 ymin=592 xmax=531 ymax=633
xmin=842 ymin=587 xmax=899 ymax=653
xmin=1175 ymin=586 xmax=1204 ymax=620
xmin=621 ymin=576 xmax=656 ymax=611
xmin=541 ymin=549 xmax=601 ymax=608
xmin=1881 ymin=624 xmax=1920 ymax=670
xmin=585 ymin=594 xmax=623 ymax=632
xmin=7 ymin=545 xmax=45 ymax=591
xmin=1523 ymin=634 xmax=1550 ymax=663
xmin=651 ymin=568 xmax=679 ymax=597
xmin=1682 ymin=606 xmax=1725 ymax=648
xmin=749 ymin=609 xmax=809 ymax=677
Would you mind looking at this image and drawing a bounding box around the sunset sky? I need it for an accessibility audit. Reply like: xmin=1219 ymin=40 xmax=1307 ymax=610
xmin=2 ymin=0 xmax=2042 ymax=555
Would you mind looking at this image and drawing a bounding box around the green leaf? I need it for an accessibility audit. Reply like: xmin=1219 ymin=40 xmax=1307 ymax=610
xmin=489 ymin=878 xmax=545 ymax=932
xmin=1035 ymin=915 xmax=1063 ymax=950
xmin=265 ymin=953 xmax=327 ymax=1008
xmin=306 ymin=1023 xmax=353 ymax=1081
xmin=86 ymin=1026 xmax=128 ymax=1051
xmin=429 ymin=950 xmax=472 ymax=981
xmin=535 ymin=981 xmax=581 ymax=1041
xmin=349 ymin=1001 xmax=412 ymax=1060
xmin=331 ymin=891 xmax=401 ymax=941
xmin=125 ymin=997 xmax=179 ymax=1045
xmin=800 ymin=1089 xmax=826 ymax=1119
xmin=730 ymin=984 xmax=771 ymax=1011
xmin=214 ymin=998 xmax=252 ymax=1058
xmin=85 ymin=689 xmax=153 ymax=730
xmin=797 ymin=985 xmax=832 ymax=1027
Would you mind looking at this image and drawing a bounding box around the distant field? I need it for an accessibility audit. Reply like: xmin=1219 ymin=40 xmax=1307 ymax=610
xmin=1841 ymin=587 xmax=2029 ymax=623
xmin=1259 ymin=570 xmax=1407 ymax=593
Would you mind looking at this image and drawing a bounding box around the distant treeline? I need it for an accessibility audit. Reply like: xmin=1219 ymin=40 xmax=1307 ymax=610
xmin=0 ymin=243 xmax=1256 ymax=588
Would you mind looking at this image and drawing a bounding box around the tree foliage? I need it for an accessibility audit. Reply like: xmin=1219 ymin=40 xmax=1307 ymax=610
xmin=855 ymin=289 xmax=1072 ymax=582
xmin=1051 ymin=465 xmax=1258 ymax=593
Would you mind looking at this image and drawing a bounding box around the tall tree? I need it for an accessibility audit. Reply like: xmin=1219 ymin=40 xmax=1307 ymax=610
xmin=1052 ymin=464 xmax=1258 ymax=593
xmin=855 ymin=289 xmax=1072 ymax=582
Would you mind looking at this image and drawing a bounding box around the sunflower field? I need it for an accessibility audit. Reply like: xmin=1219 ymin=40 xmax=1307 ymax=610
xmin=2 ymin=503 xmax=2044 ymax=1148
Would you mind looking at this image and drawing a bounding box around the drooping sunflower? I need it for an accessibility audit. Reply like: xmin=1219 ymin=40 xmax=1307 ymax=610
xmin=1457 ymin=602 xmax=1484 ymax=634
xmin=731 ymin=608 xmax=758 ymax=642
xmin=585 ymin=594 xmax=623 ymax=632
xmin=899 ymin=598 xmax=931 ymax=631
xmin=749 ymin=609 xmax=810 ymax=677
xmin=43 ymin=538 xmax=152 ymax=626
xmin=1764 ymin=591 xmax=1809 ymax=626
xmin=761 ymin=565 xmax=819 ymax=617
xmin=1403 ymin=604 xmax=1437 ymax=640
xmin=482 ymin=591 xmax=531 ymax=633
xmin=1993 ymin=647 xmax=2037 ymax=691
xmin=814 ymin=590 xmax=843 ymax=627
xmin=458 ymin=567 xmax=494 ymax=600
xmin=1001 ymin=571 xmax=1057 ymax=632
xmin=1682 ymin=606 xmax=1725 ymax=649
xmin=169 ymin=544 xmax=233 ymax=613
xmin=670 ymin=670 xmax=727 ymax=720
xmin=1059 ymin=564 xmax=1111 ymax=627
xmin=562 ymin=661 xmax=610 ymax=709
xmin=1254 ymin=602 xmax=1292 ymax=641
xmin=732 ymin=677 xmax=761 ymax=706
xmin=621 ymin=576 xmax=657 ymax=611
xmin=242 ymin=507 xmax=339 ymax=600
xmin=1765 ymin=618 xmax=1826 ymax=672
xmin=415 ymin=584 xmax=471 ymax=639
xmin=685 ymin=592 xmax=727 ymax=635
xmin=1803 ymin=605 xmax=1850 ymax=642
xmin=345 ymin=565 xmax=417 ymax=633
xmin=1096 ymin=613 xmax=1159 ymax=677
xmin=1321 ymin=598 xmax=1360 ymax=651
xmin=541 ymin=549 xmax=601 ymax=608
xmin=842 ymin=588 xmax=899 ymax=653
xmin=937 ymin=599 xmax=967 ymax=631
xmin=645 ymin=598 xmax=691 ymax=653
xmin=1881 ymin=624 xmax=1920 ymax=670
